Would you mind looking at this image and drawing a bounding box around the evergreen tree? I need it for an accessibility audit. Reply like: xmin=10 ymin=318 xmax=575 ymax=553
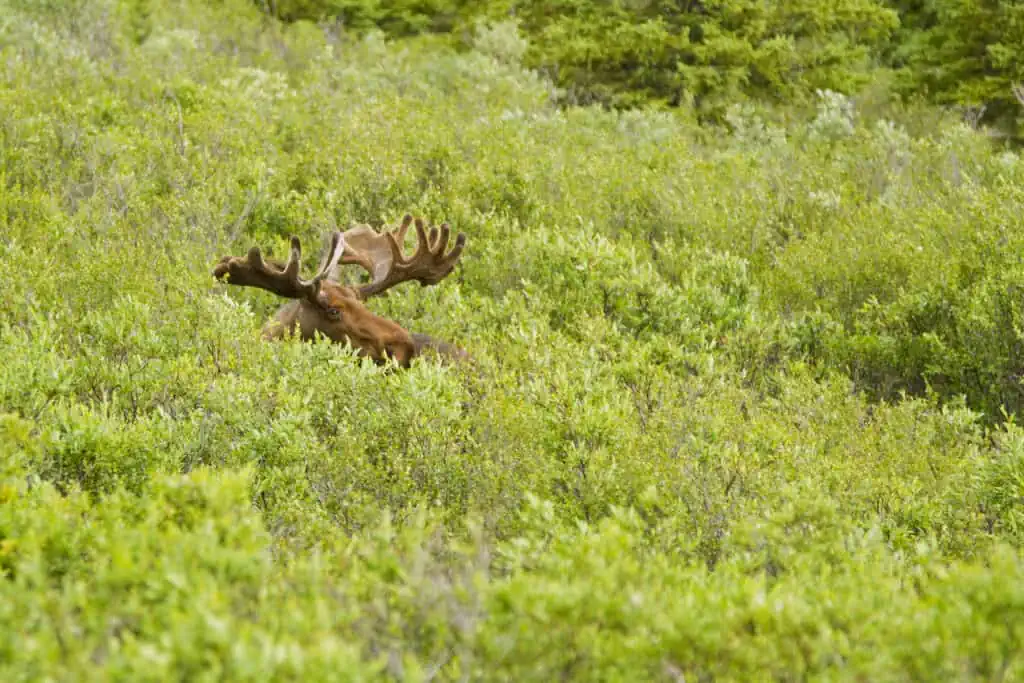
xmin=889 ymin=0 xmax=1024 ymax=135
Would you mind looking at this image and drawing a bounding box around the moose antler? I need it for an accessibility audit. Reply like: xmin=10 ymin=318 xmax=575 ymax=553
xmin=211 ymin=215 xmax=468 ymax=367
xmin=213 ymin=232 xmax=345 ymax=304
xmin=340 ymin=214 xmax=466 ymax=300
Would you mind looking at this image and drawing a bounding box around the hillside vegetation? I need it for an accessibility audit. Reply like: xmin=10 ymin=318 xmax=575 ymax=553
xmin=2 ymin=0 xmax=1024 ymax=679
xmin=259 ymin=0 xmax=1024 ymax=136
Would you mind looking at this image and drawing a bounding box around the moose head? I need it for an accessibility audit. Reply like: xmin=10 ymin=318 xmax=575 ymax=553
xmin=213 ymin=214 xmax=467 ymax=367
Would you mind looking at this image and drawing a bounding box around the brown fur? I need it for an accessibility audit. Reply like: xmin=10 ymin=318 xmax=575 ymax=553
xmin=411 ymin=333 xmax=471 ymax=364
xmin=260 ymin=282 xmax=418 ymax=367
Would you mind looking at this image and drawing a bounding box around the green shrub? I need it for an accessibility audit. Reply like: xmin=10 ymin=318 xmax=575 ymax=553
xmin=2 ymin=0 xmax=1024 ymax=677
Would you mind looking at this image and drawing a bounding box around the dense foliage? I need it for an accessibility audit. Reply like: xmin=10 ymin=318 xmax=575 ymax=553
xmin=256 ymin=0 xmax=1024 ymax=133
xmin=2 ymin=0 xmax=1024 ymax=678
xmin=487 ymin=0 xmax=898 ymax=112
xmin=889 ymin=0 xmax=1024 ymax=135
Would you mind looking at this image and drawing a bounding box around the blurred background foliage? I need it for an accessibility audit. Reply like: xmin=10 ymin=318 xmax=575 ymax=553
xmin=255 ymin=0 xmax=1024 ymax=135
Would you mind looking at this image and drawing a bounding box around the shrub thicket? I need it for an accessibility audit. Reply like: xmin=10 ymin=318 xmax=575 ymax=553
xmin=2 ymin=0 xmax=1024 ymax=679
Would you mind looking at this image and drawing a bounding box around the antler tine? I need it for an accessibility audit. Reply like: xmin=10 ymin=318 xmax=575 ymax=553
xmin=435 ymin=223 xmax=466 ymax=270
xmin=375 ymin=215 xmax=418 ymax=271
xmin=282 ymin=237 xmax=302 ymax=281
xmin=431 ymin=222 xmax=451 ymax=253
xmin=312 ymin=231 xmax=345 ymax=286
xmin=395 ymin=214 xmax=414 ymax=244
xmin=409 ymin=217 xmax=432 ymax=261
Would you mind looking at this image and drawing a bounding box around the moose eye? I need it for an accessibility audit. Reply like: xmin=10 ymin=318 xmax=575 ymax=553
xmin=325 ymin=307 xmax=341 ymax=321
